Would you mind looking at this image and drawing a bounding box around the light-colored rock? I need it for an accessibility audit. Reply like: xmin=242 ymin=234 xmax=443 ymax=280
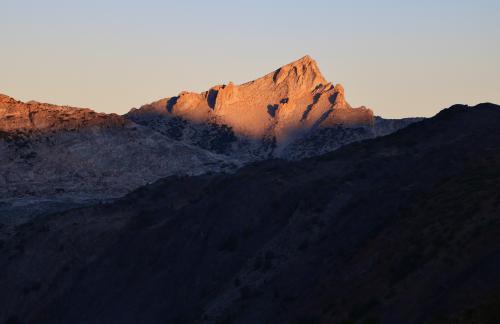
xmin=129 ymin=55 xmax=374 ymax=142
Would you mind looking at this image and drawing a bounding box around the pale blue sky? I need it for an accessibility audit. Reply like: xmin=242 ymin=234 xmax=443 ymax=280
xmin=1 ymin=0 xmax=499 ymax=117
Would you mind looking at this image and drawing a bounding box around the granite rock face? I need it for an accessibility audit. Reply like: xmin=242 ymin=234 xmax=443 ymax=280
xmin=129 ymin=56 xmax=374 ymax=141
xmin=127 ymin=56 xmax=415 ymax=160
xmin=129 ymin=56 xmax=373 ymax=139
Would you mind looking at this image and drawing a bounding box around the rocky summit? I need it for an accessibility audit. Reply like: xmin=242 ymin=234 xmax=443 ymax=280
xmin=129 ymin=55 xmax=373 ymax=142
xmin=128 ymin=56 xmax=415 ymax=160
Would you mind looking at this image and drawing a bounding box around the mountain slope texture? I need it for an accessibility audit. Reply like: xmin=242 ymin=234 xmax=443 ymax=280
xmin=127 ymin=56 xmax=419 ymax=160
xmin=0 ymin=94 xmax=234 ymax=222
xmin=0 ymin=56 xmax=420 ymax=220
xmin=128 ymin=55 xmax=373 ymax=140
xmin=1 ymin=103 xmax=499 ymax=324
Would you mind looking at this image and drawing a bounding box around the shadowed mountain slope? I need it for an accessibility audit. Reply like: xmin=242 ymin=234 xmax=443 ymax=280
xmin=1 ymin=103 xmax=499 ymax=324
xmin=0 ymin=95 xmax=235 ymax=222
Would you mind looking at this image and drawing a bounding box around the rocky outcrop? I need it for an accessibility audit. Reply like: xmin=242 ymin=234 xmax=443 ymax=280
xmin=128 ymin=56 xmax=374 ymax=143
xmin=0 ymin=95 xmax=126 ymax=132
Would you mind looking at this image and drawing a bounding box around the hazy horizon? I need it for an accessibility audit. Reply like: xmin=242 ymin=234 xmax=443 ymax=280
xmin=2 ymin=0 xmax=499 ymax=118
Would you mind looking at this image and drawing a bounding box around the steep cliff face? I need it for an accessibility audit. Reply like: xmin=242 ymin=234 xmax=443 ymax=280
xmin=128 ymin=56 xmax=374 ymax=144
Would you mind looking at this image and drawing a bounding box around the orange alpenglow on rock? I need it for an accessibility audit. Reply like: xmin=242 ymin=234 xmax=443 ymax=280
xmin=130 ymin=55 xmax=374 ymax=142
xmin=0 ymin=94 xmax=126 ymax=132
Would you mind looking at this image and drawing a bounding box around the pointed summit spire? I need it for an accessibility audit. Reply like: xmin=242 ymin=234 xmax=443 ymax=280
xmin=272 ymin=55 xmax=327 ymax=90
xmin=131 ymin=56 xmax=373 ymax=140
xmin=294 ymin=55 xmax=315 ymax=65
xmin=279 ymin=55 xmax=324 ymax=77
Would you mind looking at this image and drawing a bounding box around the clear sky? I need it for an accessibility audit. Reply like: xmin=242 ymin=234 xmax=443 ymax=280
xmin=1 ymin=0 xmax=499 ymax=118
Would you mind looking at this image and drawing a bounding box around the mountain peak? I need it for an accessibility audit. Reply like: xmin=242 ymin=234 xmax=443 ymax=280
xmin=130 ymin=57 xmax=373 ymax=140
xmin=285 ymin=55 xmax=319 ymax=71
xmin=282 ymin=55 xmax=316 ymax=69
xmin=270 ymin=55 xmax=327 ymax=88
xmin=284 ymin=55 xmax=317 ymax=68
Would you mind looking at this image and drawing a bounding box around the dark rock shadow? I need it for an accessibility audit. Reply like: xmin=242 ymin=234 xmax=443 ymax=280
xmin=207 ymin=89 xmax=219 ymax=109
xmin=166 ymin=97 xmax=179 ymax=113
xmin=311 ymin=109 xmax=333 ymax=130
xmin=328 ymin=92 xmax=339 ymax=104
xmin=267 ymin=104 xmax=279 ymax=117
xmin=272 ymin=68 xmax=282 ymax=82
xmin=301 ymin=93 xmax=322 ymax=122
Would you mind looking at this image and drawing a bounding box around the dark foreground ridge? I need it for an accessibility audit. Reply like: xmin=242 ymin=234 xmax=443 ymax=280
xmin=1 ymin=103 xmax=499 ymax=324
